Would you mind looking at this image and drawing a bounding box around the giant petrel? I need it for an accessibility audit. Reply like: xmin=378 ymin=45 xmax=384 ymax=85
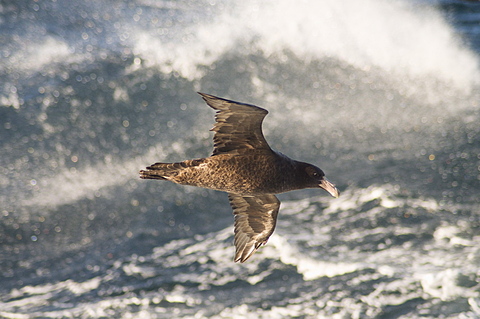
xmin=140 ymin=93 xmax=339 ymax=262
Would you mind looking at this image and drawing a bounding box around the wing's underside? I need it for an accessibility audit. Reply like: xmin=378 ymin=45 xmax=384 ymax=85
xmin=228 ymin=193 xmax=280 ymax=263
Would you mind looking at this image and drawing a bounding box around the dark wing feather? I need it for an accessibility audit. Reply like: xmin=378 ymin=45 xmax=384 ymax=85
xmin=198 ymin=92 xmax=272 ymax=156
xmin=227 ymin=193 xmax=280 ymax=263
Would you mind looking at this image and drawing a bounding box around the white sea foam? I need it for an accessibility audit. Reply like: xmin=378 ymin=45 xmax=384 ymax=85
xmin=240 ymin=0 xmax=479 ymax=89
xmin=267 ymin=234 xmax=363 ymax=280
xmin=323 ymin=184 xmax=442 ymax=216
xmin=131 ymin=22 xmax=241 ymax=80
xmin=22 ymin=160 xmax=134 ymax=208
xmin=4 ymin=182 xmax=480 ymax=318
xmin=213 ymin=303 xmax=305 ymax=319
xmin=434 ymin=224 xmax=476 ymax=247
xmin=132 ymin=0 xmax=479 ymax=90
xmin=6 ymin=37 xmax=73 ymax=73
xmin=22 ymin=143 xmax=170 ymax=208
xmin=0 ymin=278 xmax=102 ymax=319
xmin=9 ymin=277 xmax=101 ymax=298
xmin=419 ymin=269 xmax=480 ymax=301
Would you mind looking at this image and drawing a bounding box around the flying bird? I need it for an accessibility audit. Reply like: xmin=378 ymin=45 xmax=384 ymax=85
xmin=140 ymin=93 xmax=339 ymax=262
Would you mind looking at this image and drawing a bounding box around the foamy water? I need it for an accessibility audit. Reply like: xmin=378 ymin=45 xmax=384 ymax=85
xmin=1 ymin=0 xmax=480 ymax=318
xmin=130 ymin=0 xmax=479 ymax=89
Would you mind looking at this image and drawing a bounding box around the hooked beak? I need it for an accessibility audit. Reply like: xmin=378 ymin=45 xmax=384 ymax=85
xmin=319 ymin=178 xmax=340 ymax=198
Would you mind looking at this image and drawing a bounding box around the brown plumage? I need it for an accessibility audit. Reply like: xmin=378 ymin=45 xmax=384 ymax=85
xmin=140 ymin=93 xmax=339 ymax=262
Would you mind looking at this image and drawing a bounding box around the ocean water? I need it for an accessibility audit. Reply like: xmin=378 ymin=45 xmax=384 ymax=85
xmin=1 ymin=0 xmax=480 ymax=318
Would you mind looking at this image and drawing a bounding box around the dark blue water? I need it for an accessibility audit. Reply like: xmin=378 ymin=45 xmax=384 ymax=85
xmin=1 ymin=0 xmax=480 ymax=318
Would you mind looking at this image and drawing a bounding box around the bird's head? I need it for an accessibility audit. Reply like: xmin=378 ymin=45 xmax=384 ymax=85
xmin=302 ymin=163 xmax=340 ymax=198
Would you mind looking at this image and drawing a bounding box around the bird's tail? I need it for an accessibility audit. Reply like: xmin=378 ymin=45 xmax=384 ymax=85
xmin=139 ymin=159 xmax=205 ymax=180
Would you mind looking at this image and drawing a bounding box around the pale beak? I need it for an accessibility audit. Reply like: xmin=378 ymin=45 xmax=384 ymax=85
xmin=319 ymin=178 xmax=340 ymax=198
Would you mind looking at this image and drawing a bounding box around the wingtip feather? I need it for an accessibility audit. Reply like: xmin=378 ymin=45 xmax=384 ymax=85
xmin=234 ymin=243 xmax=258 ymax=263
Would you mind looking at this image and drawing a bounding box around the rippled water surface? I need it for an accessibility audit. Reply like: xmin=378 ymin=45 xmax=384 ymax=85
xmin=1 ymin=0 xmax=480 ymax=318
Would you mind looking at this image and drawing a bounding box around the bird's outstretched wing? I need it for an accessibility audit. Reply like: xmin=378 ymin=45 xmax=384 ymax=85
xmin=198 ymin=92 xmax=272 ymax=156
xmin=227 ymin=193 xmax=280 ymax=263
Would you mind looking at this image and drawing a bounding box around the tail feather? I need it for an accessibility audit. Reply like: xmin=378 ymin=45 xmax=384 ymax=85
xmin=139 ymin=159 xmax=206 ymax=180
xmin=139 ymin=162 xmax=178 ymax=180
xmin=139 ymin=167 xmax=167 ymax=180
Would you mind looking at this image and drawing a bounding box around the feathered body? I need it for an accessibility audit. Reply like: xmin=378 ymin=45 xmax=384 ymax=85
xmin=140 ymin=93 xmax=339 ymax=262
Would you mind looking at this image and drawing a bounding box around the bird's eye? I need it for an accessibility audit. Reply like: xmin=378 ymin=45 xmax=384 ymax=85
xmin=312 ymin=172 xmax=318 ymax=176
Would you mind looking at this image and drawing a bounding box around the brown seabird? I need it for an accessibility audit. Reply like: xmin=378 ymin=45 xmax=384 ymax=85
xmin=140 ymin=93 xmax=339 ymax=263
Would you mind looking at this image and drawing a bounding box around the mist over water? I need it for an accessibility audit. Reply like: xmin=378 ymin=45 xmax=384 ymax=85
xmin=1 ymin=0 xmax=480 ymax=318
